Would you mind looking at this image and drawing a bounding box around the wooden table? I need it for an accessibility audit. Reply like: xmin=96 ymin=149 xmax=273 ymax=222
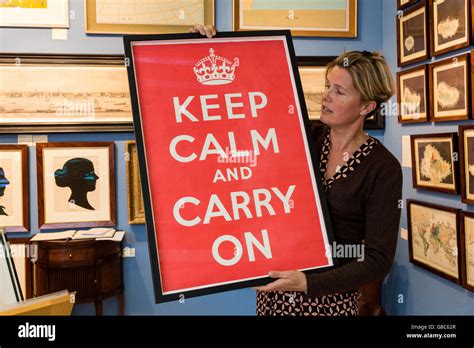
xmin=32 ymin=239 xmax=124 ymax=315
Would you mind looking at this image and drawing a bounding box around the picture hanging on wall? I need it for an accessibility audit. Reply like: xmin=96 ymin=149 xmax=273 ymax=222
xmin=410 ymin=133 xmax=459 ymax=195
xmin=296 ymin=56 xmax=335 ymax=121
xmin=397 ymin=64 xmax=429 ymax=123
xmin=0 ymin=54 xmax=133 ymax=133
xmin=407 ymin=200 xmax=461 ymax=284
xmin=430 ymin=0 xmax=473 ymax=57
xmin=429 ymin=52 xmax=470 ymax=122
xmin=126 ymin=141 xmax=145 ymax=224
xmin=0 ymin=145 xmax=29 ymax=233
xmin=460 ymin=211 xmax=474 ymax=291
xmin=0 ymin=0 xmax=69 ymax=28
xmin=36 ymin=142 xmax=116 ymax=230
xmin=458 ymin=125 xmax=474 ymax=204
xmin=233 ymin=0 xmax=358 ymax=37
xmin=85 ymin=0 xmax=215 ymax=34
xmin=397 ymin=0 xmax=420 ymax=11
xmin=397 ymin=1 xmax=429 ymax=67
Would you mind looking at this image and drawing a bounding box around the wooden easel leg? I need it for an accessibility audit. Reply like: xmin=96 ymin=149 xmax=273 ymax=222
xmin=95 ymin=300 xmax=103 ymax=316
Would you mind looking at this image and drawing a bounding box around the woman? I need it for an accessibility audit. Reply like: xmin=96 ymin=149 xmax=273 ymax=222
xmin=190 ymin=26 xmax=402 ymax=316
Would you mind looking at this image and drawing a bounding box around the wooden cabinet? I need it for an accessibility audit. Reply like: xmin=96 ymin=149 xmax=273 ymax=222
xmin=33 ymin=239 xmax=124 ymax=315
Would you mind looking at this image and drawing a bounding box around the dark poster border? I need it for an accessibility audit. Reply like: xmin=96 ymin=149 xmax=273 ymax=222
xmin=124 ymin=30 xmax=337 ymax=304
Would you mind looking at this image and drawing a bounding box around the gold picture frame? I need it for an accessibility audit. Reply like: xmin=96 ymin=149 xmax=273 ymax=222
xmin=85 ymin=0 xmax=215 ymax=35
xmin=233 ymin=0 xmax=357 ymax=37
xmin=126 ymin=141 xmax=145 ymax=224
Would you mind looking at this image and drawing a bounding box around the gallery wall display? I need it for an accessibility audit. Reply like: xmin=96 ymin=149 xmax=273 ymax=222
xmin=410 ymin=133 xmax=459 ymax=195
xmin=233 ymin=0 xmax=357 ymax=37
xmin=36 ymin=142 xmax=116 ymax=230
xmin=460 ymin=211 xmax=474 ymax=291
xmin=407 ymin=200 xmax=461 ymax=284
xmin=0 ymin=145 xmax=29 ymax=233
xmin=429 ymin=0 xmax=473 ymax=57
xmin=429 ymin=52 xmax=470 ymax=122
xmin=125 ymin=141 xmax=145 ymax=224
xmin=397 ymin=64 xmax=429 ymax=123
xmin=0 ymin=229 xmax=23 ymax=307
xmin=397 ymin=1 xmax=429 ymax=67
xmin=0 ymin=54 xmax=133 ymax=133
xmin=0 ymin=0 xmax=69 ymax=28
xmin=458 ymin=125 xmax=474 ymax=204
xmin=397 ymin=0 xmax=421 ymax=11
xmin=85 ymin=0 xmax=215 ymax=34
xmin=125 ymin=31 xmax=336 ymax=303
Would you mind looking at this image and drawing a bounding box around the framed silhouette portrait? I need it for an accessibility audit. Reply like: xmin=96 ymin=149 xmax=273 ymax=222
xmin=0 ymin=145 xmax=29 ymax=232
xmin=36 ymin=142 xmax=116 ymax=230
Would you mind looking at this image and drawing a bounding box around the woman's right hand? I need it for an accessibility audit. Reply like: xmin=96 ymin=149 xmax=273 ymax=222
xmin=188 ymin=24 xmax=217 ymax=38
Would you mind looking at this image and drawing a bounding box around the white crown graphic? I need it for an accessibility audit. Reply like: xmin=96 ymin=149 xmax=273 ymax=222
xmin=193 ymin=48 xmax=239 ymax=85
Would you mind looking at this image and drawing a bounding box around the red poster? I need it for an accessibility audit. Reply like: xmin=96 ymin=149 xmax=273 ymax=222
xmin=124 ymin=31 xmax=335 ymax=303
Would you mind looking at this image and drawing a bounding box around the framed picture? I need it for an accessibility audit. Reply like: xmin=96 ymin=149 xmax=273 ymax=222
xmin=460 ymin=211 xmax=474 ymax=291
xmin=458 ymin=125 xmax=474 ymax=204
xmin=233 ymin=0 xmax=357 ymax=37
xmin=124 ymin=31 xmax=336 ymax=303
xmin=125 ymin=141 xmax=145 ymax=224
xmin=0 ymin=0 xmax=68 ymax=28
xmin=0 ymin=145 xmax=29 ymax=233
xmin=410 ymin=133 xmax=459 ymax=194
xmin=85 ymin=0 xmax=215 ymax=34
xmin=397 ymin=1 xmax=429 ymax=67
xmin=397 ymin=64 xmax=429 ymax=123
xmin=397 ymin=0 xmax=420 ymax=11
xmin=0 ymin=54 xmax=133 ymax=133
xmin=36 ymin=142 xmax=116 ymax=230
xmin=430 ymin=0 xmax=473 ymax=57
xmin=297 ymin=56 xmax=335 ymax=121
xmin=429 ymin=53 xmax=470 ymax=122
xmin=407 ymin=200 xmax=461 ymax=284
xmin=0 ymin=229 xmax=23 ymax=306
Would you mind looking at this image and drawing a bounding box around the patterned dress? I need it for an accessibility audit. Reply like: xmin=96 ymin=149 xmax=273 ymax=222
xmin=256 ymin=129 xmax=379 ymax=316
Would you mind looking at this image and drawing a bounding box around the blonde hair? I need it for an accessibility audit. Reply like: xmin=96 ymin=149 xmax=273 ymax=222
xmin=326 ymin=51 xmax=395 ymax=118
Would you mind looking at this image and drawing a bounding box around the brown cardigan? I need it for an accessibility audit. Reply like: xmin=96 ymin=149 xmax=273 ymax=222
xmin=306 ymin=124 xmax=403 ymax=298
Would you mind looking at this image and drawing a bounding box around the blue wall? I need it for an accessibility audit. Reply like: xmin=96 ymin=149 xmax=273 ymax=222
xmin=381 ymin=1 xmax=474 ymax=315
xmin=1 ymin=0 xmax=389 ymax=315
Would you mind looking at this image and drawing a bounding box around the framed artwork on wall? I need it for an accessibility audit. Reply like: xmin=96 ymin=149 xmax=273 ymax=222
xmin=429 ymin=0 xmax=473 ymax=57
xmin=407 ymin=200 xmax=461 ymax=284
xmin=296 ymin=56 xmax=335 ymax=121
xmin=233 ymin=0 xmax=357 ymax=37
xmin=460 ymin=211 xmax=474 ymax=291
xmin=397 ymin=64 xmax=429 ymax=123
xmin=0 ymin=145 xmax=29 ymax=233
xmin=85 ymin=0 xmax=215 ymax=34
xmin=429 ymin=53 xmax=470 ymax=122
xmin=0 ymin=54 xmax=133 ymax=133
xmin=458 ymin=125 xmax=474 ymax=204
xmin=125 ymin=141 xmax=145 ymax=224
xmin=397 ymin=0 xmax=420 ymax=11
xmin=410 ymin=133 xmax=459 ymax=195
xmin=36 ymin=142 xmax=116 ymax=230
xmin=397 ymin=1 xmax=429 ymax=67
xmin=0 ymin=0 xmax=69 ymax=28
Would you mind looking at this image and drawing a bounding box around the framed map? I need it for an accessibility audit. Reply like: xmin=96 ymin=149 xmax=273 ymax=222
xmin=397 ymin=0 xmax=420 ymax=10
xmin=397 ymin=64 xmax=429 ymax=123
xmin=85 ymin=0 xmax=215 ymax=34
xmin=0 ymin=0 xmax=69 ymax=28
xmin=458 ymin=125 xmax=474 ymax=204
xmin=0 ymin=54 xmax=133 ymax=133
xmin=234 ymin=0 xmax=357 ymax=37
xmin=407 ymin=200 xmax=461 ymax=284
xmin=460 ymin=211 xmax=474 ymax=291
xmin=397 ymin=2 xmax=428 ymax=67
xmin=429 ymin=53 xmax=470 ymax=122
xmin=410 ymin=133 xmax=459 ymax=195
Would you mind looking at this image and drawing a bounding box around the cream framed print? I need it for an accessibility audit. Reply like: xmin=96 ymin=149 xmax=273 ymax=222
xmin=0 ymin=0 xmax=69 ymax=28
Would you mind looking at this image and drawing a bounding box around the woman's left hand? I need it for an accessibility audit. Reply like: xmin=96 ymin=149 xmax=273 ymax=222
xmin=254 ymin=271 xmax=308 ymax=293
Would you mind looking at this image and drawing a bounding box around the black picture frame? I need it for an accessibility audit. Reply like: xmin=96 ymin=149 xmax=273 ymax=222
xmin=124 ymin=30 xmax=337 ymax=304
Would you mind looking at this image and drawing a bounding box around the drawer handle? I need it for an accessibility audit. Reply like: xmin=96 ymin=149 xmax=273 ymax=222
xmin=69 ymin=254 xmax=73 ymax=259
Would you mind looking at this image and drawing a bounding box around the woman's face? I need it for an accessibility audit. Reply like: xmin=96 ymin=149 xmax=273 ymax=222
xmin=320 ymin=66 xmax=366 ymax=128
